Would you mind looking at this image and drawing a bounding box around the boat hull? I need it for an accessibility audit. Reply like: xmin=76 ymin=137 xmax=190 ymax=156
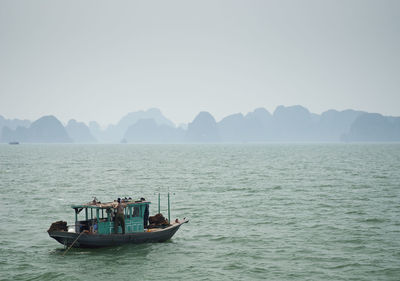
xmin=49 ymin=222 xmax=186 ymax=248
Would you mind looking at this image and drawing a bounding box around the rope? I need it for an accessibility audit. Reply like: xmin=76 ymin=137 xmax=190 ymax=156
xmin=62 ymin=231 xmax=85 ymax=256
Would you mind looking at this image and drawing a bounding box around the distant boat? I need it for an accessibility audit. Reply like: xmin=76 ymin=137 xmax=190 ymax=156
xmin=9 ymin=141 xmax=19 ymax=145
xmin=48 ymin=195 xmax=188 ymax=248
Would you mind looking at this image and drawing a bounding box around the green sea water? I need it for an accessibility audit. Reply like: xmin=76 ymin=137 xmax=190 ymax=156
xmin=0 ymin=144 xmax=399 ymax=280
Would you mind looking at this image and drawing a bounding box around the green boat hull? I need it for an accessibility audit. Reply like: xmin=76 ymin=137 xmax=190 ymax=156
xmin=49 ymin=221 xmax=187 ymax=248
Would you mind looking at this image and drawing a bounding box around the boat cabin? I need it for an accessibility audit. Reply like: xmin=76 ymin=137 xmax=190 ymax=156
xmin=71 ymin=200 xmax=150 ymax=234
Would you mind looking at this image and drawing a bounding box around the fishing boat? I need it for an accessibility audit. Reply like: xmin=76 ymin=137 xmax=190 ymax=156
xmin=48 ymin=195 xmax=188 ymax=248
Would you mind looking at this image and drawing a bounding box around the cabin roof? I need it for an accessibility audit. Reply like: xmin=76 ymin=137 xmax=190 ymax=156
xmin=71 ymin=200 xmax=151 ymax=209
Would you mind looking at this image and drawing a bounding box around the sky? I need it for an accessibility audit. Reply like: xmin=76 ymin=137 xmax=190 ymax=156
xmin=0 ymin=0 xmax=399 ymax=126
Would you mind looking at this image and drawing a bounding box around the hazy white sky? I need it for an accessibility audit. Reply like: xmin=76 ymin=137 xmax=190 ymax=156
xmin=0 ymin=0 xmax=399 ymax=126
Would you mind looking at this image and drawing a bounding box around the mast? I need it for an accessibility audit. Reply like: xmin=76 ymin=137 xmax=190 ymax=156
xmin=158 ymin=192 xmax=160 ymax=214
xmin=168 ymin=192 xmax=171 ymax=223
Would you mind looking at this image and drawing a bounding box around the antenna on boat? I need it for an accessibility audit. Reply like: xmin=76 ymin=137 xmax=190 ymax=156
xmin=158 ymin=187 xmax=161 ymax=214
xmin=167 ymin=187 xmax=171 ymax=224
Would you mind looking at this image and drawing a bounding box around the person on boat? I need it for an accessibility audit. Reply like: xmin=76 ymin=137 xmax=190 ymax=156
xmin=141 ymin=197 xmax=149 ymax=228
xmin=114 ymin=198 xmax=126 ymax=234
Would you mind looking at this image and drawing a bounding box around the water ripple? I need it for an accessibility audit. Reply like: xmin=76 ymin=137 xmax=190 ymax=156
xmin=0 ymin=144 xmax=399 ymax=280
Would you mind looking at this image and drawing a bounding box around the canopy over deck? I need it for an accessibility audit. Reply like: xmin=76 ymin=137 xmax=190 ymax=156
xmin=70 ymin=199 xmax=152 ymax=235
xmin=71 ymin=200 xmax=151 ymax=210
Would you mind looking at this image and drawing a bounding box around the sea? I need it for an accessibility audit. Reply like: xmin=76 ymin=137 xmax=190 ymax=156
xmin=0 ymin=144 xmax=399 ymax=280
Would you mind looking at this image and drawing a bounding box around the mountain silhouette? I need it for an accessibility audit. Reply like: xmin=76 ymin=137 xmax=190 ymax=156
xmin=316 ymin=109 xmax=364 ymax=141
xmin=272 ymin=105 xmax=315 ymax=141
xmin=0 ymin=115 xmax=31 ymax=140
xmin=218 ymin=113 xmax=247 ymax=142
xmin=123 ymin=119 xmax=184 ymax=143
xmin=218 ymin=108 xmax=273 ymax=142
xmin=97 ymin=108 xmax=175 ymax=142
xmin=1 ymin=115 xmax=72 ymax=143
xmin=2 ymin=106 xmax=400 ymax=143
xmin=66 ymin=119 xmax=97 ymax=143
xmin=244 ymin=108 xmax=273 ymax=141
xmin=342 ymin=113 xmax=400 ymax=142
xmin=186 ymin=111 xmax=219 ymax=142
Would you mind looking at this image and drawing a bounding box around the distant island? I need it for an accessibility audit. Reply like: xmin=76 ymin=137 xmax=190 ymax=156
xmin=1 ymin=106 xmax=399 ymax=143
